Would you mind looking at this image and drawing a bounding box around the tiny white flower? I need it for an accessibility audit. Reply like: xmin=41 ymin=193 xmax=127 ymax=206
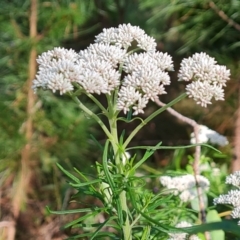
xmin=186 ymin=81 xmax=213 ymax=107
xmin=47 ymin=73 xmax=74 ymax=95
xmin=132 ymin=96 xmax=149 ymax=115
xmin=190 ymin=125 xmax=229 ymax=147
xmin=212 ymin=65 xmax=230 ymax=87
xmin=122 ymin=152 xmax=131 ymax=165
xmin=231 ymin=207 xmax=240 ymax=219
xmin=117 ymin=86 xmax=142 ymax=114
xmin=147 ymin=51 xmax=174 ymax=71
xmin=79 ymin=43 xmax=127 ymax=68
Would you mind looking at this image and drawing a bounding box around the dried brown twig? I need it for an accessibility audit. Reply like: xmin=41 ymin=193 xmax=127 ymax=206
xmin=155 ymin=99 xmax=211 ymax=240
xmin=209 ymin=1 xmax=240 ymax=31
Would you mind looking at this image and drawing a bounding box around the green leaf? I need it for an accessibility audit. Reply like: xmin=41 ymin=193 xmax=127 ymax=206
xmin=90 ymin=134 xmax=104 ymax=151
xmin=182 ymin=220 xmax=240 ymax=237
xmin=206 ymin=210 xmax=225 ymax=240
xmin=56 ymin=163 xmax=80 ymax=184
xmin=66 ymin=231 xmax=117 ymax=239
xmin=127 ymin=143 xmax=221 ymax=153
xmin=117 ymin=116 xmax=144 ymax=124
xmin=140 ymin=225 xmax=151 ymax=240
xmin=90 ymin=216 xmax=117 ymax=240
xmin=46 ymin=206 xmax=92 ymax=215
xmin=69 ymin=179 xmax=101 ymax=187
xmin=130 ymin=142 xmax=162 ymax=173
xmin=102 ymin=140 xmax=115 ymax=190
xmin=127 ymin=108 xmax=132 ymax=120
xmin=63 ymin=211 xmax=99 ymax=229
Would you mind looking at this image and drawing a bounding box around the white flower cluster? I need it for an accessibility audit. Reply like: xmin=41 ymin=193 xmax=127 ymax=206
xmin=33 ymin=24 xmax=173 ymax=115
xmin=178 ymin=52 xmax=230 ymax=107
xmin=118 ymin=51 xmax=173 ymax=115
xmin=168 ymin=221 xmax=200 ymax=240
xmin=214 ymin=171 xmax=240 ymax=225
xmin=33 ymin=25 xmax=230 ymax=114
xmin=190 ymin=125 xmax=229 ymax=147
xmin=160 ymin=174 xmax=210 ymax=202
xmin=95 ymin=23 xmax=157 ymax=51
xmin=226 ymin=171 xmax=240 ymax=187
xmin=33 ymin=47 xmax=79 ymax=94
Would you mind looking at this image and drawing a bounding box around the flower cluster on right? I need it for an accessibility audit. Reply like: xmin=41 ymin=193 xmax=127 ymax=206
xmin=178 ymin=52 xmax=230 ymax=107
xmin=214 ymin=171 xmax=240 ymax=225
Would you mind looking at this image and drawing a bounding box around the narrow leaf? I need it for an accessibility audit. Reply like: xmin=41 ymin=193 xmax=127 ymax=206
xmin=46 ymin=206 xmax=92 ymax=214
xmin=56 ymin=163 xmax=80 ymax=183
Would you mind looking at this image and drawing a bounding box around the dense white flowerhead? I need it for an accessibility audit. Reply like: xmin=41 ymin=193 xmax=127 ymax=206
xmin=178 ymin=52 xmax=230 ymax=107
xmin=33 ymin=48 xmax=80 ymax=94
xmin=213 ymin=171 xmax=240 ymax=225
xmin=33 ymin=25 xmax=230 ymax=114
xmin=160 ymin=174 xmax=209 ymax=202
xmin=226 ymin=171 xmax=240 ymax=187
xmin=33 ymin=24 xmax=174 ymax=115
xmin=95 ymin=23 xmax=157 ymax=51
xmin=118 ymin=52 xmax=173 ymax=115
xmin=190 ymin=125 xmax=229 ymax=147
xmin=168 ymin=221 xmax=200 ymax=240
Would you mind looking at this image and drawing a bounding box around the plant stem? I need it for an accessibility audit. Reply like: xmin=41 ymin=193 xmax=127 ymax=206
xmin=108 ymin=104 xmax=132 ymax=240
xmin=70 ymin=94 xmax=113 ymax=140
xmin=123 ymin=93 xmax=187 ymax=149
xmin=72 ymin=92 xmax=132 ymax=239
xmin=85 ymin=92 xmax=108 ymax=115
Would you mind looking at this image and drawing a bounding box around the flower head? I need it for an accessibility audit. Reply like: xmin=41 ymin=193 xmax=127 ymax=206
xmin=190 ymin=125 xmax=229 ymax=147
xmin=168 ymin=221 xmax=200 ymax=240
xmin=160 ymin=174 xmax=209 ymax=202
xmin=33 ymin=24 xmax=174 ymax=115
xmin=178 ymin=52 xmax=230 ymax=107
xmin=118 ymin=51 xmax=173 ymax=115
xmin=214 ymin=171 xmax=240 ymax=225
xmin=95 ymin=23 xmax=157 ymax=51
xmin=226 ymin=171 xmax=240 ymax=187
xmin=32 ymin=47 xmax=80 ymax=94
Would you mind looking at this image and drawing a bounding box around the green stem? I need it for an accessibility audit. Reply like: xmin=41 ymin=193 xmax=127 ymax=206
xmin=107 ymin=97 xmax=132 ymax=240
xmin=70 ymin=94 xmax=112 ymax=141
xmin=72 ymin=84 xmax=108 ymax=116
xmin=85 ymin=92 xmax=109 ymax=116
xmin=123 ymin=93 xmax=187 ymax=149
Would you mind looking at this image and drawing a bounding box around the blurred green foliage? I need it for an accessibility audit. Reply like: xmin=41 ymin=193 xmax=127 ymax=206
xmin=0 ymin=1 xmax=99 ymax=228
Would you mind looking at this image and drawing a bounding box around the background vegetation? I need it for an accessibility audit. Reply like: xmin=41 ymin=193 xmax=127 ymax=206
xmin=0 ymin=0 xmax=239 ymax=239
